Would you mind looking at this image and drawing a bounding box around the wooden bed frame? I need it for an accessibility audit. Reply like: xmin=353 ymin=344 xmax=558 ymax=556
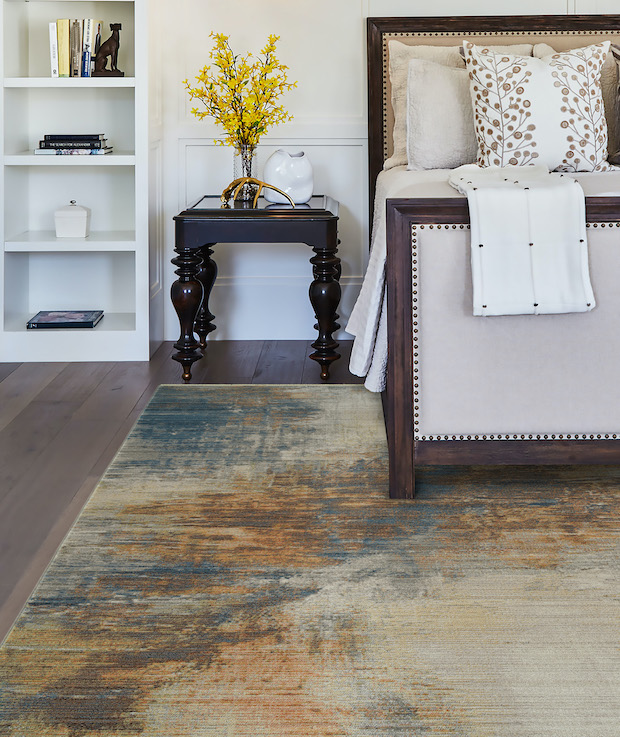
xmin=366 ymin=15 xmax=620 ymax=498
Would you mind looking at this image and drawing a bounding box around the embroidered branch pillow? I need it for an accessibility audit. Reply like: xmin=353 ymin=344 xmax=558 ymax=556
xmin=463 ymin=40 xmax=611 ymax=172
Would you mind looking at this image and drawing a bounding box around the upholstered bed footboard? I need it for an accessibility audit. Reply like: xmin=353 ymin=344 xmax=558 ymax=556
xmin=385 ymin=196 xmax=620 ymax=499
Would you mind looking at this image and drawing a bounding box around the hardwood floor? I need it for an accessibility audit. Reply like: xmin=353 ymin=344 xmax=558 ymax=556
xmin=0 ymin=340 xmax=363 ymax=642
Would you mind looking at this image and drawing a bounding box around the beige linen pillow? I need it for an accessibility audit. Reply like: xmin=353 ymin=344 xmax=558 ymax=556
xmin=464 ymin=41 xmax=611 ymax=171
xmin=534 ymin=42 xmax=619 ymax=156
xmin=385 ymin=40 xmax=533 ymax=170
xmin=406 ymin=59 xmax=477 ymax=170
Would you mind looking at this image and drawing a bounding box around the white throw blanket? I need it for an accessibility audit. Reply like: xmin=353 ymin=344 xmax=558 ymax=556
xmin=448 ymin=164 xmax=596 ymax=316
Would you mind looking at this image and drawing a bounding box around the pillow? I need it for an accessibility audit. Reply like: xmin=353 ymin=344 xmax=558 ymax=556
xmin=406 ymin=59 xmax=477 ymax=170
xmin=612 ymin=43 xmax=620 ymax=87
xmin=463 ymin=41 xmax=611 ymax=171
xmin=385 ymin=40 xmax=533 ymax=170
xmin=608 ymin=43 xmax=620 ymax=162
xmin=534 ymin=41 xmax=619 ymax=156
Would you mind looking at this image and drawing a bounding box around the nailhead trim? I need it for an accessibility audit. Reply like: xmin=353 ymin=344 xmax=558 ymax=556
xmin=412 ymin=222 xmax=419 ymax=431
xmin=388 ymin=30 xmax=607 ymax=40
xmin=418 ymin=434 xmax=620 ymax=441
xmin=411 ymin=221 xmax=620 ymax=441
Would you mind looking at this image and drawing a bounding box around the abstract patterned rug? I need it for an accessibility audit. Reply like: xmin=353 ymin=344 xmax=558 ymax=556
xmin=1 ymin=384 xmax=619 ymax=736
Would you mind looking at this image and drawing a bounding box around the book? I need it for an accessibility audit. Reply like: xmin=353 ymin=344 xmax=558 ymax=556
xmin=56 ymin=19 xmax=70 ymax=78
xmin=44 ymin=134 xmax=105 ymax=141
xmin=70 ymin=19 xmax=82 ymax=77
xmin=49 ymin=22 xmax=59 ymax=78
xmin=92 ymin=21 xmax=103 ymax=74
xmin=39 ymin=139 xmax=109 ymax=148
xmin=26 ymin=310 xmax=104 ymax=329
xmin=81 ymin=18 xmax=94 ymax=77
xmin=33 ymin=147 xmax=113 ymax=155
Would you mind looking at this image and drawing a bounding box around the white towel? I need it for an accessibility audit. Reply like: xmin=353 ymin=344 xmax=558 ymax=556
xmin=448 ymin=164 xmax=596 ymax=316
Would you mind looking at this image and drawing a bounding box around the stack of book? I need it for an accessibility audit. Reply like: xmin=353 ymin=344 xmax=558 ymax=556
xmin=35 ymin=134 xmax=113 ymax=156
xmin=49 ymin=19 xmax=103 ymax=78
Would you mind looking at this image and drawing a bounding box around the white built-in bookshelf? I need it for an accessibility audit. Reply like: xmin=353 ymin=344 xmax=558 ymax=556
xmin=0 ymin=0 xmax=160 ymax=362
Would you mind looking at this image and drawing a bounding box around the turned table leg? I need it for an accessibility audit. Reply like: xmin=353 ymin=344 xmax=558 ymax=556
xmin=171 ymin=242 xmax=204 ymax=383
xmin=309 ymin=242 xmax=341 ymax=380
xmin=314 ymin=238 xmax=342 ymax=334
xmin=194 ymin=243 xmax=217 ymax=349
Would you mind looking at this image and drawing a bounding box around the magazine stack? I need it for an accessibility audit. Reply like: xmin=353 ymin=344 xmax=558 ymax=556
xmin=34 ymin=134 xmax=113 ymax=156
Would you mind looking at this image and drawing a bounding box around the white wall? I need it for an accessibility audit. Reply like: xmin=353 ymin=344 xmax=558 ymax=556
xmin=161 ymin=0 xmax=606 ymax=341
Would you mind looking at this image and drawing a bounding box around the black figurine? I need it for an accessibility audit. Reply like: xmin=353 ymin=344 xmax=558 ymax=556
xmin=92 ymin=23 xmax=124 ymax=77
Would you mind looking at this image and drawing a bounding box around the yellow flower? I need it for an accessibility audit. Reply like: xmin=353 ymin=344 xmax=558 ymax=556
xmin=183 ymin=33 xmax=297 ymax=149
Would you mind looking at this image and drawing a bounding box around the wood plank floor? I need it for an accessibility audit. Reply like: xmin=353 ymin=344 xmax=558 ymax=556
xmin=0 ymin=340 xmax=363 ymax=643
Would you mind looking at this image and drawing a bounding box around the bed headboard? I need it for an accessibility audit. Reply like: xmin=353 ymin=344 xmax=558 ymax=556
xmin=367 ymin=15 xmax=620 ymax=208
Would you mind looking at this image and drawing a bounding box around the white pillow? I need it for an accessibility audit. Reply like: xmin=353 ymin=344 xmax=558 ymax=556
xmin=406 ymin=59 xmax=477 ymax=170
xmin=385 ymin=40 xmax=533 ymax=170
xmin=463 ymin=41 xmax=611 ymax=172
xmin=534 ymin=42 xmax=619 ymax=156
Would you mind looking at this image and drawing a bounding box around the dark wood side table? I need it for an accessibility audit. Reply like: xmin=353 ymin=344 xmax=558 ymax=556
xmin=171 ymin=195 xmax=341 ymax=382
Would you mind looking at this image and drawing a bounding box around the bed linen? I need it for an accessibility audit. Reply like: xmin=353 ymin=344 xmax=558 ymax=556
xmin=347 ymin=166 xmax=620 ymax=392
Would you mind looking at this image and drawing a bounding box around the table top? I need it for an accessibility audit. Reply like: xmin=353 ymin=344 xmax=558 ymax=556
xmin=176 ymin=195 xmax=339 ymax=221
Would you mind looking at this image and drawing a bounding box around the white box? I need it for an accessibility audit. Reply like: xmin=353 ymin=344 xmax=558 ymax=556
xmin=55 ymin=200 xmax=91 ymax=238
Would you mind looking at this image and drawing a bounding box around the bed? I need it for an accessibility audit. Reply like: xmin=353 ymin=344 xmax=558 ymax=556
xmin=348 ymin=15 xmax=620 ymax=498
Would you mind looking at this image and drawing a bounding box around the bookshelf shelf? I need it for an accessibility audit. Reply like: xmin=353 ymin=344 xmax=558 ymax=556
xmin=0 ymin=0 xmax=159 ymax=362
xmin=4 ymin=153 xmax=137 ymax=164
xmin=5 ymin=230 xmax=136 ymax=251
xmin=4 ymin=311 xmax=135 ymax=333
xmin=4 ymin=1 xmax=134 ymax=4
xmin=4 ymin=77 xmax=136 ymax=87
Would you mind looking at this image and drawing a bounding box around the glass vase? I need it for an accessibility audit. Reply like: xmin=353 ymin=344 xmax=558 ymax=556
xmin=233 ymin=145 xmax=258 ymax=203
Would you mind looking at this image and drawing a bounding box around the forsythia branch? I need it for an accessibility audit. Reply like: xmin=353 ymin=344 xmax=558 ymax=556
xmin=183 ymin=33 xmax=297 ymax=149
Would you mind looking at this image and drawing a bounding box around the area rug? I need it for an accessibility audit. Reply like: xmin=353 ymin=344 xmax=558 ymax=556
xmin=1 ymin=384 xmax=619 ymax=736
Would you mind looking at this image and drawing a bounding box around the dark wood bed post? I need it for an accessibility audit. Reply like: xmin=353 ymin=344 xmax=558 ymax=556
xmin=385 ymin=201 xmax=416 ymax=499
xmin=385 ymin=198 xmax=471 ymax=499
xmin=367 ymin=17 xmax=386 ymax=217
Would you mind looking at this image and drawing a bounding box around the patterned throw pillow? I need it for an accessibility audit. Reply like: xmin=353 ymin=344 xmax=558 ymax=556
xmin=463 ymin=41 xmax=611 ymax=172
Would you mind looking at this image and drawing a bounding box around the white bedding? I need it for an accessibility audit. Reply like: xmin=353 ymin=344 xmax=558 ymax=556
xmin=346 ymin=166 xmax=620 ymax=392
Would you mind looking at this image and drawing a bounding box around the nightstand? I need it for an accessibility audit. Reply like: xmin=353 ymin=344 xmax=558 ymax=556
xmin=171 ymin=195 xmax=341 ymax=382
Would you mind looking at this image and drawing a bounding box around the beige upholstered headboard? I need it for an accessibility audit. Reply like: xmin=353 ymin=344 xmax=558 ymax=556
xmin=367 ymin=16 xmax=620 ymax=207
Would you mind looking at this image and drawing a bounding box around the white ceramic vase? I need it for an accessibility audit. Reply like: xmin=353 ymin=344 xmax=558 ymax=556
xmin=262 ymin=150 xmax=313 ymax=204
